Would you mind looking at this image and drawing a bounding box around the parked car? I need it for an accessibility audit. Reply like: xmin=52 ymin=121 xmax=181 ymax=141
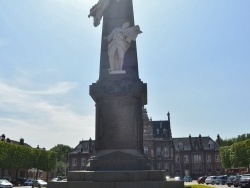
xmin=226 ymin=175 xmax=236 ymax=187
xmin=11 ymin=177 xmax=27 ymax=186
xmin=215 ymin=175 xmax=228 ymax=185
xmin=32 ymin=180 xmax=47 ymax=188
xmin=197 ymin=176 xmax=207 ymax=184
xmin=239 ymin=174 xmax=250 ymax=188
xmin=233 ymin=175 xmax=242 ymax=187
xmin=0 ymin=179 xmax=13 ymax=188
xmin=205 ymin=176 xmax=217 ymax=185
xmin=23 ymin=179 xmax=34 ymax=186
xmin=51 ymin=178 xmax=60 ymax=182
xmin=183 ymin=176 xmax=192 ymax=182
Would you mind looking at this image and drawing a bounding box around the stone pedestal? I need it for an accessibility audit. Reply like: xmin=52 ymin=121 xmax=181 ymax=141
xmin=48 ymin=171 xmax=184 ymax=188
xmin=89 ymin=77 xmax=148 ymax=171
xmin=49 ymin=180 xmax=183 ymax=188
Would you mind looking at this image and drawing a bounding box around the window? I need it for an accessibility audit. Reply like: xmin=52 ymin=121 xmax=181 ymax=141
xmin=208 ymin=140 xmax=214 ymax=149
xmin=194 ymin=164 xmax=202 ymax=173
xmin=156 ymin=128 xmax=160 ymax=134
xmin=81 ymin=158 xmax=86 ymax=166
xmin=193 ymin=154 xmax=202 ymax=163
xmin=151 ymin=149 xmax=154 ymax=157
xmin=215 ymin=164 xmax=221 ymax=171
xmin=206 ymin=155 xmax=211 ymax=162
xmin=184 ymin=155 xmax=189 ymax=163
xmin=144 ymin=147 xmax=148 ymax=156
xmin=215 ymin=154 xmax=220 ymax=162
xmin=157 ymin=162 xmax=161 ymax=170
xmin=176 ymin=155 xmax=180 ymax=163
xmin=156 ymin=147 xmax=161 ymax=157
xmin=163 ymin=147 xmax=168 ymax=157
xmin=164 ymin=162 xmax=168 ymax=170
xmin=79 ymin=147 xmax=83 ymax=152
xmin=72 ymin=158 xmax=77 ymax=166
xmin=178 ymin=143 xmax=184 ymax=150
xmin=206 ymin=164 xmax=212 ymax=172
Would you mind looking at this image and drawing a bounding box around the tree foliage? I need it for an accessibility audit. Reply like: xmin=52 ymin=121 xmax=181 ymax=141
xmin=49 ymin=144 xmax=72 ymax=176
xmin=0 ymin=141 xmax=57 ymax=178
xmin=219 ymin=139 xmax=250 ymax=169
xmin=50 ymin=144 xmax=72 ymax=162
xmin=219 ymin=146 xmax=232 ymax=169
xmin=218 ymin=133 xmax=250 ymax=147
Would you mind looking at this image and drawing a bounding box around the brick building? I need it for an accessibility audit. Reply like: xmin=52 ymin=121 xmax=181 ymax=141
xmin=68 ymin=138 xmax=95 ymax=171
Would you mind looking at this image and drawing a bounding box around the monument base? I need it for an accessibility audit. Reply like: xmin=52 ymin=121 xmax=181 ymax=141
xmin=48 ymin=180 xmax=183 ymax=188
xmin=87 ymin=149 xmax=150 ymax=171
xmin=48 ymin=171 xmax=184 ymax=188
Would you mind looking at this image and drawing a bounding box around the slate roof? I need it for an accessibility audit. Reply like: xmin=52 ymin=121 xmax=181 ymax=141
xmin=151 ymin=120 xmax=172 ymax=139
xmin=173 ymin=136 xmax=219 ymax=151
xmin=70 ymin=139 xmax=95 ymax=154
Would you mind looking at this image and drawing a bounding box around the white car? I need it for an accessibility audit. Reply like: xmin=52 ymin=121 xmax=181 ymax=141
xmin=205 ymin=176 xmax=217 ymax=185
xmin=51 ymin=178 xmax=59 ymax=182
xmin=0 ymin=179 xmax=13 ymax=188
xmin=32 ymin=180 xmax=47 ymax=188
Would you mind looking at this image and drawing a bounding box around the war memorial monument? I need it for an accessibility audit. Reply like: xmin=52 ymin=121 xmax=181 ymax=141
xmin=49 ymin=0 xmax=183 ymax=187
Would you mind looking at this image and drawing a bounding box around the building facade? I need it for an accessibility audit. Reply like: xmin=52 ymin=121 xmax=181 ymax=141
xmin=68 ymin=109 xmax=223 ymax=178
xmin=68 ymin=138 xmax=95 ymax=171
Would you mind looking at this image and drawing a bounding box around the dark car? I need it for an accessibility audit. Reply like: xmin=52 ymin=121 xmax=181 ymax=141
xmin=233 ymin=175 xmax=242 ymax=187
xmin=197 ymin=176 xmax=207 ymax=184
xmin=239 ymin=174 xmax=250 ymax=188
xmin=11 ymin=177 xmax=27 ymax=186
xmin=226 ymin=175 xmax=236 ymax=187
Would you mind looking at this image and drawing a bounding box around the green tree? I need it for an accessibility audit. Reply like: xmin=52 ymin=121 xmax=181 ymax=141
xmin=50 ymin=144 xmax=72 ymax=176
xmin=42 ymin=151 xmax=57 ymax=181
xmin=50 ymin=144 xmax=72 ymax=162
xmin=0 ymin=142 xmax=8 ymax=177
xmin=219 ymin=146 xmax=232 ymax=169
xmin=230 ymin=139 xmax=250 ymax=168
xmin=219 ymin=133 xmax=250 ymax=147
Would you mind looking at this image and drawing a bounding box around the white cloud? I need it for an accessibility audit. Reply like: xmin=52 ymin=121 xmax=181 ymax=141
xmin=0 ymin=80 xmax=95 ymax=149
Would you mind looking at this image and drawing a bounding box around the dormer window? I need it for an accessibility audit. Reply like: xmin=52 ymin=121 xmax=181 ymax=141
xmin=208 ymin=140 xmax=214 ymax=149
xmin=157 ymin=128 xmax=160 ymax=134
xmin=178 ymin=142 xmax=184 ymax=150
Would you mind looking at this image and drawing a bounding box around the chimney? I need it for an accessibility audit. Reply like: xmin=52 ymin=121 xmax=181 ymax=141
xmin=20 ymin=138 xmax=24 ymax=145
xmin=217 ymin=134 xmax=221 ymax=145
xmin=1 ymin=134 xmax=5 ymax=141
xmin=167 ymin=112 xmax=170 ymax=122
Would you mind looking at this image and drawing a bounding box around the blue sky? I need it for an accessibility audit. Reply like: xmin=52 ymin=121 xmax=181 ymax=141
xmin=0 ymin=0 xmax=249 ymax=149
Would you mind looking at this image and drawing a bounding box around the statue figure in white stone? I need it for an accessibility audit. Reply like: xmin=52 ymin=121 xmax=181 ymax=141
xmin=105 ymin=22 xmax=142 ymax=72
xmin=88 ymin=0 xmax=112 ymax=27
